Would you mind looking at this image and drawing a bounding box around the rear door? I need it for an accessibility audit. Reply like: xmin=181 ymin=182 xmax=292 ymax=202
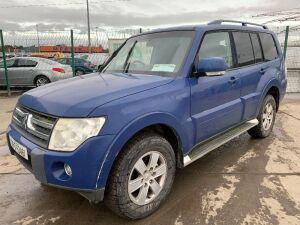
xmin=14 ymin=59 xmax=38 ymax=85
xmin=232 ymin=32 xmax=264 ymax=120
xmin=190 ymin=31 xmax=243 ymax=143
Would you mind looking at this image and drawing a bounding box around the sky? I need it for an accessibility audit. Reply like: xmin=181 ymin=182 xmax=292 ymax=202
xmin=0 ymin=0 xmax=299 ymax=32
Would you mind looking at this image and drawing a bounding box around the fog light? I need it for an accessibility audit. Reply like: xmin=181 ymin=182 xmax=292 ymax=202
xmin=64 ymin=163 xmax=72 ymax=177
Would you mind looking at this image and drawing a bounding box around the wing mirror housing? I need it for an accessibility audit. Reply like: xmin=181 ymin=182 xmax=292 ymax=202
xmin=195 ymin=57 xmax=227 ymax=76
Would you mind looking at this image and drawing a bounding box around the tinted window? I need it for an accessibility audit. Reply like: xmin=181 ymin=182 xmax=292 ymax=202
xmin=197 ymin=32 xmax=233 ymax=68
xmin=75 ymin=58 xmax=84 ymax=64
xmin=259 ymin=33 xmax=278 ymax=61
xmin=17 ymin=59 xmax=37 ymax=67
xmin=233 ymin=32 xmax=255 ymax=67
xmin=250 ymin=33 xmax=263 ymax=63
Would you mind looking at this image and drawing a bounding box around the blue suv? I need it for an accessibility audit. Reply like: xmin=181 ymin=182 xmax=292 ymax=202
xmin=7 ymin=20 xmax=287 ymax=219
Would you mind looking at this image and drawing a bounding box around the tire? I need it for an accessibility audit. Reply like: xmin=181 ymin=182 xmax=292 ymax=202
xmin=105 ymin=132 xmax=176 ymax=219
xmin=35 ymin=76 xmax=50 ymax=87
xmin=75 ymin=70 xmax=85 ymax=76
xmin=248 ymin=94 xmax=276 ymax=138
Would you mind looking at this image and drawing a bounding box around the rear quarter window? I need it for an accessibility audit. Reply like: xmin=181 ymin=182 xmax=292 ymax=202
xmin=259 ymin=33 xmax=278 ymax=61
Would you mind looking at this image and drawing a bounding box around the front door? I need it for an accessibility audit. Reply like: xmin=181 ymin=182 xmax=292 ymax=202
xmin=190 ymin=31 xmax=243 ymax=143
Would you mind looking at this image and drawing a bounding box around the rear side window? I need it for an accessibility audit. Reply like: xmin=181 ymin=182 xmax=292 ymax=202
xmin=259 ymin=33 xmax=278 ymax=61
xmin=233 ymin=32 xmax=255 ymax=67
xmin=17 ymin=59 xmax=38 ymax=67
xmin=197 ymin=32 xmax=233 ymax=68
xmin=250 ymin=33 xmax=263 ymax=63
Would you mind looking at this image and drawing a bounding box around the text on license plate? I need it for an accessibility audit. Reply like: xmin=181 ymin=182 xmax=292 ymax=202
xmin=9 ymin=136 xmax=28 ymax=160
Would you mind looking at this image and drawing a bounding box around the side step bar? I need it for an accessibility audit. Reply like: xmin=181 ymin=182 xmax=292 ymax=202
xmin=183 ymin=119 xmax=259 ymax=167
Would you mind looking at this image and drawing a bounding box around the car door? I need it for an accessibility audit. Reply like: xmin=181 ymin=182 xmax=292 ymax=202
xmin=190 ymin=31 xmax=243 ymax=143
xmin=232 ymin=32 xmax=264 ymax=120
xmin=14 ymin=59 xmax=38 ymax=85
xmin=0 ymin=59 xmax=18 ymax=85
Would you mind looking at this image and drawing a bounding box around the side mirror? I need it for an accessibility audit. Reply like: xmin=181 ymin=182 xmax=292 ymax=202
xmin=196 ymin=57 xmax=227 ymax=76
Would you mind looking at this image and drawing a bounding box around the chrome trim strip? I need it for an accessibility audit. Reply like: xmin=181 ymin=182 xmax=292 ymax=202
xmin=15 ymin=107 xmax=26 ymax=117
xmin=31 ymin=117 xmax=54 ymax=129
xmin=27 ymin=128 xmax=49 ymax=140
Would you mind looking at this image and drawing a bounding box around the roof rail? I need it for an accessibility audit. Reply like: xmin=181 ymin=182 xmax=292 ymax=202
xmin=208 ymin=20 xmax=268 ymax=29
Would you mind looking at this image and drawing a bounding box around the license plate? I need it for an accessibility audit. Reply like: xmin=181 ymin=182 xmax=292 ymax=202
xmin=9 ymin=136 xmax=28 ymax=160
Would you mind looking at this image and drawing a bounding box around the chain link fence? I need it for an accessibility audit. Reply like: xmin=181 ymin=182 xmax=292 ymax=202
xmin=0 ymin=25 xmax=300 ymax=94
xmin=270 ymin=25 xmax=300 ymax=92
xmin=0 ymin=28 xmax=141 ymax=93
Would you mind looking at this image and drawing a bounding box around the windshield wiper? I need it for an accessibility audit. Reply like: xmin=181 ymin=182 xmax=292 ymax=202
xmin=123 ymin=40 xmax=137 ymax=73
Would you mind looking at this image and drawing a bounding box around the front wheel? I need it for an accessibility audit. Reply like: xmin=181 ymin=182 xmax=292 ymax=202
xmin=105 ymin=133 xmax=176 ymax=219
xmin=248 ymin=94 xmax=276 ymax=138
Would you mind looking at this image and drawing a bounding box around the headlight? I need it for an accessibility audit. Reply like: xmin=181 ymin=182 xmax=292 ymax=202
xmin=48 ymin=117 xmax=106 ymax=151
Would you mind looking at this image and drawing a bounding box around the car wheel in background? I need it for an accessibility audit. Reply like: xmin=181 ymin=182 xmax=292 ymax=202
xmin=75 ymin=70 xmax=85 ymax=76
xmin=35 ymin=76 xmax=50 ymax=87
xmin=105 ymin=132 xmax=176 ymax=219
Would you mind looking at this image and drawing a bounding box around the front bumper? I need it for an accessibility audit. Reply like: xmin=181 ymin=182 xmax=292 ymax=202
xmin=7 ymin=124 xmax=115 ymax=203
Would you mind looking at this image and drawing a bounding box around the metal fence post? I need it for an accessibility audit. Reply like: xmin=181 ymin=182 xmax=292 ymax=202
xmin=0 ymin=29 xmax=11 ymax=96
xmin=283 ymin=26 xmax=289 ymax=60
xmin=70 ymin=29 xmax=75 ymax=77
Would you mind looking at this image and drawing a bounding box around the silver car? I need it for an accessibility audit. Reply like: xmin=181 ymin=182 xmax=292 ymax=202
xmin=0 ymin=57 xmax=73 ymax=87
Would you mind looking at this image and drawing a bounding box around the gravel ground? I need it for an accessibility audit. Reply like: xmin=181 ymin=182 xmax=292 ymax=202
xmin=0 ymin=94 xmax=300 ymax=225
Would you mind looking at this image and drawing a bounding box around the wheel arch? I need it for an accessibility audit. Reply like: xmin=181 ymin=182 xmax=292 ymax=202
xmin=33 ymin=74 xmax=50 ymax=86
xmin=256 ymin=79 xmax=281 ymax=116
xmin=95 ymin=112 xmax=189 ymax=189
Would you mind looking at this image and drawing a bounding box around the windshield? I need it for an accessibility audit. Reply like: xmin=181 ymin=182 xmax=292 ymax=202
xmin=103 ymin=31 xmax=195 ymax=76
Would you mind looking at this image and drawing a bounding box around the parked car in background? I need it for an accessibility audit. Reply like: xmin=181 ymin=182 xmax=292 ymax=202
xmin=7 ymin=20 xmax=286 ymax=219
xmin=55 ymin=57 xmax=95 ymax=76
xmin=79 ymin=53 xmax=109 ymax=70
xmin=0 ymin=57 xmax=73 ymax=87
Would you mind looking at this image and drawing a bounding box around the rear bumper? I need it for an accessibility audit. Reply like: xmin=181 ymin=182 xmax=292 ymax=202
xmin=7 ymin=124 xmax=115 ymax=203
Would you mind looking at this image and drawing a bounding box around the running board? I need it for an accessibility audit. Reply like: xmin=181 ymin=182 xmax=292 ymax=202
xmin=183 ymin=119 xmax=259 ymax=167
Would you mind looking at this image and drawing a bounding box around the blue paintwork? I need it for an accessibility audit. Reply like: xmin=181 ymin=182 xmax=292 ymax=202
xmin=197 ymin=57 xmax=227 ymax=73
xmin=7 ymin=23 xmax=287 ymax=196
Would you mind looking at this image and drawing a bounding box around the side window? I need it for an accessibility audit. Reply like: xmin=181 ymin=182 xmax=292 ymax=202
xmin=250 ymin=33 xmax=263 ymax=63
xmin=0 ymin=59 xmax=16 ymax=68
xmin=197 ymin=32 xmax=233 ymax=68
xmin=233 ymin=32 xmax=255 ymax=67
xmin=57 ymin=58 xmax=67 ymax=64
xmin=74 ymin=58 xmax=81 ymax=64
xmin=17 ymin=59 xmax=37 ymax=67
xmin=259 ymin=33 xmax=278 ymax=61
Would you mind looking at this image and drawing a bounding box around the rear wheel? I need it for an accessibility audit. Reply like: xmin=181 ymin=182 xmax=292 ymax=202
xmin=248 ymin=94 xmax=276 ymax=138
xmin=35 ymin=76 xmax=50 ymax=87
xmin=105 ymin=132 xmax=176 ymax=219
xmin=75 ymin=69 xmax=85 ymax=76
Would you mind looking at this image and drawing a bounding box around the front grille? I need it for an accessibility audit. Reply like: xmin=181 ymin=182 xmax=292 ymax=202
xmin=12 ymin=105 xmax=57 ymax=148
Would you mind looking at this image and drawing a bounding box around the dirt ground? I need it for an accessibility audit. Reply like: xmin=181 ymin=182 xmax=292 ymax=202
xmin=0 ymin=94 xmax=300 ymax=225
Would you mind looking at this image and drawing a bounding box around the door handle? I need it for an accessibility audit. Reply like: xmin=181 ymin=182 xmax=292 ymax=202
xmin=228 ymin=76 xmax=239 ymax=84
